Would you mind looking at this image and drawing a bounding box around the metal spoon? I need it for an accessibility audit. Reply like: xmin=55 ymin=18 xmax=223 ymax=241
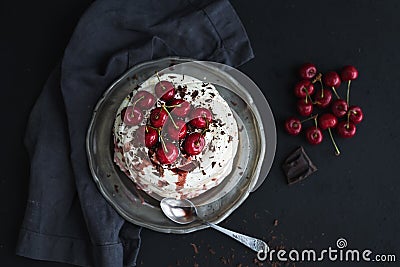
xmin=160 ymin=198 xmax=269 ymax=254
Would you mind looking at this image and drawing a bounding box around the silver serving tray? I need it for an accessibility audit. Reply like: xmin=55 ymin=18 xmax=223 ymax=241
xmin=86 ymin=58 xmax=276 ymax=233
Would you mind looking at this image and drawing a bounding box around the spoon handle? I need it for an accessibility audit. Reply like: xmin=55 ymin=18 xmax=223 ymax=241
xmin=204 ymin=222 xmax=268 ymax=253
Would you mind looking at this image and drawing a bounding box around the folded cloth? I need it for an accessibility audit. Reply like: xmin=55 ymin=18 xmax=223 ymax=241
xmin=17 ymin=0 xmax=254 ymax=266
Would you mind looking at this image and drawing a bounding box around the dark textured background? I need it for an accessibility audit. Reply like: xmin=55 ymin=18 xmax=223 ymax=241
xmin=1 ymin=1 xmax=399 ymax=266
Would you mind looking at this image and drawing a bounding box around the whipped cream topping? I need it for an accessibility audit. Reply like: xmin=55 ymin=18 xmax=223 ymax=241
xmin=113 ymin=73 xmax=238 ymax=199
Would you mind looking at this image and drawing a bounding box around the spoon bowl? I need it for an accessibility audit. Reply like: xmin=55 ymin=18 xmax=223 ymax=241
xmin=160 ymin=198 xmax=269 ymax=254
xmin=160 ymin=198 xmax=198 ymax=224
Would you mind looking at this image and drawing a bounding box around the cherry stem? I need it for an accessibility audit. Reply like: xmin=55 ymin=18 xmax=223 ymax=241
xmin=312 ymin=73 xmax=324 ymax=90
xmin=304 ymin=87 xmax=313 ymax=104
xmin=300 ymin=114 xmax=318 ymax=124
xmin=147 ymin=125 xmax=159 ymax=131
xmin=331 ymin=87 xmax=340 ymax=99
xmin=346 ymin=111 xmax=351 ymax=126
xmin=328 ymin=128 xmax=341 ymax=156
xmin=159 ymin=133 xmax=168 ymax=153
xmin=129 ymin=95 xmax=144 ymax=118
xmin=346 ymin=80 xmax=351 ymax=106
xmin=201 ymin=119 xmax=210 ymax=135
xmin=313 ymin=115 xmax=319 ymax=128
xmin=155 ymin=72 xmax=167 ymax=91
xmin=162 ymin=105 xmax=178 ymax=129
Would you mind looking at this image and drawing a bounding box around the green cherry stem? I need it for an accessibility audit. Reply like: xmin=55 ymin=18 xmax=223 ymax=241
xmin=314 ymin=115 xmax=319 ymax=128
xmin=346 ymin=80 xmax=351 ymax=106
xmin=304 ymin=87 xmax=313 ymax=104
xmin=312 ymin=73 xmax=324 ymax=90
xmin=201 ymin=119 xmax=210 ymax=135
xmin=300 ymin=114 xmax=318 ymax=124
xmin=155 ymin=72 xmax=167 ymax=91
xmin=328 ymin=128 xmax=341 ymax=156
xmin=162 ymin=105 xmax=178 ymax=129
xmin=159 ymin=132 xmax=168 ymax=153
xmin=331 ymin=86 xmax=340 ymax=99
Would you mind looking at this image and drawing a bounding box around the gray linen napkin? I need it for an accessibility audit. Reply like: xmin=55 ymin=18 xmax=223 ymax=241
xmin=17 ymin=0 xmax=254 ymax=266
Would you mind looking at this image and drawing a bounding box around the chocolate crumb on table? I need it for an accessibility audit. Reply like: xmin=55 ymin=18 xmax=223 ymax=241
xmin=190 ymin=243 xmax=199 ymax=254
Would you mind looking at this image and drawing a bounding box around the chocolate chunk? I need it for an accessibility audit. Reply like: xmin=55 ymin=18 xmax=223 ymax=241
xmin=282 ymin=146 xmax=317 ymax=184
xmin=176 ymin=160 xmax=200 ymax=172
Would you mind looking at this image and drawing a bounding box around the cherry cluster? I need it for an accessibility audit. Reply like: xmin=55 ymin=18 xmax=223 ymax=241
xmin=284 ymin=63 xmax=364 ymax=155
xmin=121 ymin=79 xmax=212 ymax=165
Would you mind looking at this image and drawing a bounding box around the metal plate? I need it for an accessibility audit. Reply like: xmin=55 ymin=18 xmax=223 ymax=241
xmin=86 ymin=57 xmax=276 ymax=233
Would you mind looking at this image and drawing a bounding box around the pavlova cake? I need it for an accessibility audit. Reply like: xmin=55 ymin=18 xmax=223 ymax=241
xmin=113 ymin=72 xmax=238 ymax=199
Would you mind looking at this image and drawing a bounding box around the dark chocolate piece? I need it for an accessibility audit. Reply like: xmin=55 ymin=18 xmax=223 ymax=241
xmin=282 ymin=146 xmax=317 ymax=184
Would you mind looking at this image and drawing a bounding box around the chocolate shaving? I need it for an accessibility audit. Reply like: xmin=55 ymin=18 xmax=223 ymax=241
xmin=191 ymin=90 xmax=199 ymax=99
xmin=211 ymin=162 xmax=216 ymax=168
xmin=228 ymin=135 xmax=233 ymax=143
xmin=230 ymin=100 xmax=238 ymax=106
xmin=282 ymin=146 xmax=317 ymax=185
xmin=190 ymin=243 xmax=199 ymax=254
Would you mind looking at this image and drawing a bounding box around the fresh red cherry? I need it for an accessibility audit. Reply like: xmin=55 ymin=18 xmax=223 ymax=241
xmin=318 ymin=113 xmax=338 ymax=130
xmin=314 ymin=89 xmax=332 ymax=108
xmin=296 ymin=99 xmax=313 ymax=117
xmin=150 ymin=107 xmax=168 ymax=128
xmin=189 ymin=108 xmax=213 ymax=128
xmin=136 ymin=125 xmax=159 ymax=147
xmin=337 ymin=121 xmax=356 ymax=138
xmin=299 ymin=63 xmax=317 ymax=80
xmin=184 ymin=132 xmax=206 ymax=156
xmin=122 ymin=106 xmax=143 ymax=126
xmin=348 ymin=105 xmax=364 ymax=124
xmin=155 ymin=81 xmax=176 ymax=101
xmin=294 ymin=80 xmax=315 ymax=98
xmin=323 ymin=71 xmax=341 ymax=88
xmin=133 ymin=91 xmax=156 ymax=109
xmin=318 ymin=113 xmax=340 ymax=155
xmin=156 ymin=142 xmax=179 ymax=165
xmin=331 ymin=99 xmax=349 ymax=118
xmin=323 ymin=71 xmax=341 ymax=99
xmin=341 ymin=65 xmax=358 ymax=82
xmin=284 ymin=117 xmax=302 ymax=136
xmin=169 ymin=99 xmax=191 ymax=117
xmin=341 ymin=65 xmax=358 ymax=106
xmin=166 ymin=119 xmax=187 ymax=140
xmin=305 ymin=126 xmax=323 ymax=145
